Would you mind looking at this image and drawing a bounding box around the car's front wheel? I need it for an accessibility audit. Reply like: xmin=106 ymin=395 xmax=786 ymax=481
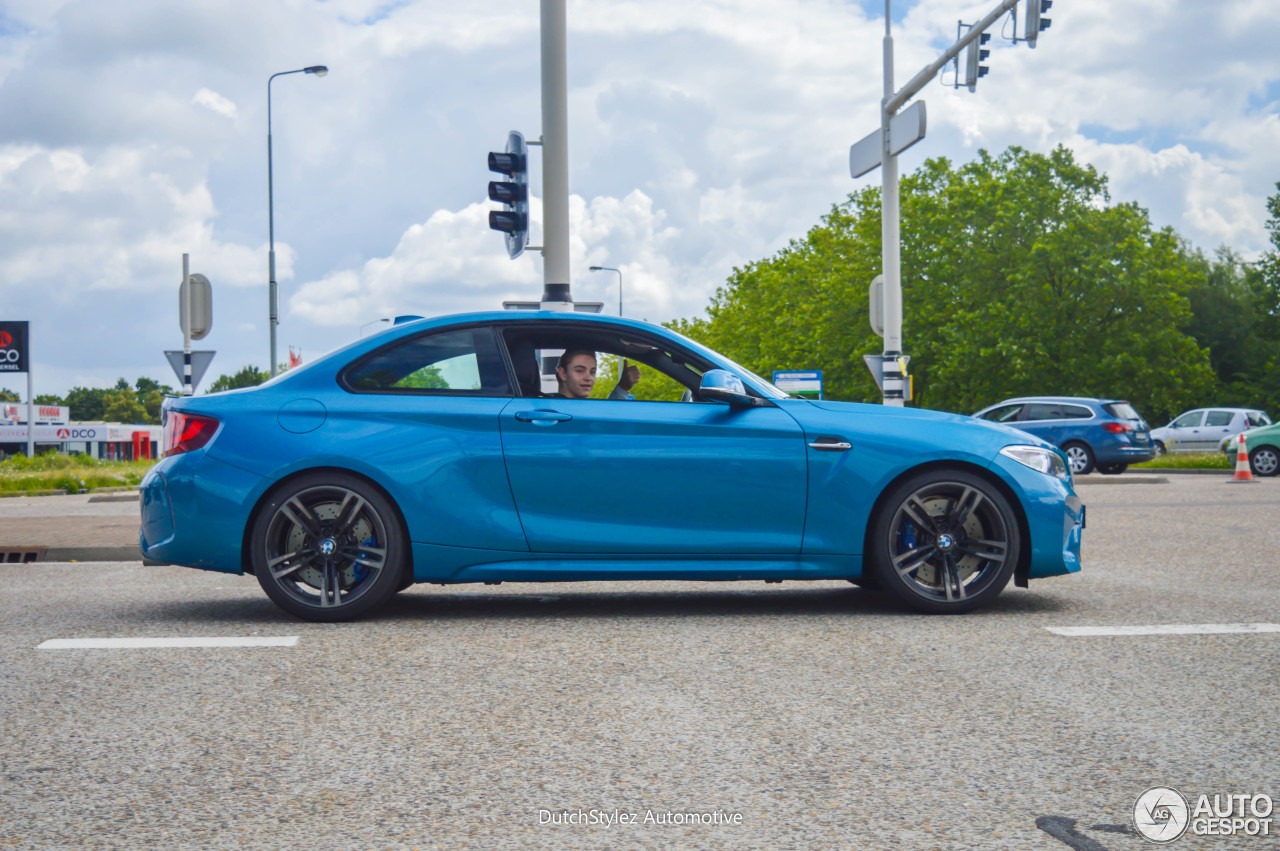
xmin=1250 ymin=446 xmax=1280 ymax=477
xmin=250 ymin=472 xmax=406 ymax=621
xmin=1062 ymin=442 xmax=1095 ymax=476
xmin=868 ymin=469 xmax=1020 ymax=614
xmin=1154 ymin=440 xmax=1166 ymax=455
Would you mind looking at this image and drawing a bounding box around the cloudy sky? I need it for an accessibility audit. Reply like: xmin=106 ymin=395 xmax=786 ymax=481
xmin=2 ymin=0 xmax=1278 ymax=399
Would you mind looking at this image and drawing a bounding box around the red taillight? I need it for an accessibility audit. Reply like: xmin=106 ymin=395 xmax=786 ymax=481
xmin=1102 ymin=422 xmax=1132 ymax=434
xmin=162 ymin=412 xmax=219 ymax=457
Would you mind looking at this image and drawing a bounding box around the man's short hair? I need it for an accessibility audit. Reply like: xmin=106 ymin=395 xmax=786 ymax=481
xmin=556 ymin=349 xmax=597 ymax=371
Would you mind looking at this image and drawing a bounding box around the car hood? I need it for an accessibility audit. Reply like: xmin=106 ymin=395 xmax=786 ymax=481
xmin=793 ymin=399 xmax=1060 ymax=456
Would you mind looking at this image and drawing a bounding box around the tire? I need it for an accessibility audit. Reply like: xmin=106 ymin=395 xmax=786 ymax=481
xmin=1096 ymin=463 xmax=1127 ymax=475
xmin=1154 ymin=441 xmax=1166 ymax=456
xmin=1062 ymin=442 xmax=1095 ymax=476
xmin=1250 ymin=446 xmax=1280 ymax=477
xmin=868 ymin=469 xmax=1020 ymax=614
xmin=250 ymin=472 xmax=407 ymax=621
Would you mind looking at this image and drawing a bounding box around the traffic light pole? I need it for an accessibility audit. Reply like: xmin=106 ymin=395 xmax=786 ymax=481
xmin=875 ymin=0 xmax=1019 ymax=406
xmin=539 ymin=0 xmax=572 ymax=309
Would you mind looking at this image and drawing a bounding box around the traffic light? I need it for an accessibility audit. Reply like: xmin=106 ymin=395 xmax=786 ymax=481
xmin=488 ymin=130 xmax=528 ymax=259
xmin=964 ymin=31 xmax=991 ymax=92
xmin=1026 ymin=0 xmax=1052 ymax=48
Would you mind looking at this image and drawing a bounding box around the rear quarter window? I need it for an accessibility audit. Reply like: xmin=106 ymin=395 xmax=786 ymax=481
xmin=1103 ymin=402 xmax=1141 ymax=420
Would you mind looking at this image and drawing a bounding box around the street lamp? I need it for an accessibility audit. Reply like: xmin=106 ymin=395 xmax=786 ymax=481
xmin=268 ymin=64 xmax=328 ymax=377
xmin=589 ymin=265 xmax=622 ymax=316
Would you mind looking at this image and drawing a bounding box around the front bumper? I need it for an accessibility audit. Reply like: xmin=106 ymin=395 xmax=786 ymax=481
xmin=990 ymin=454 xmax=1084 ymax=580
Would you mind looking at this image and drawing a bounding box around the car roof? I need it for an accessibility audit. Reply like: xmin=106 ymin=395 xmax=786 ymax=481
xmin=984 ymin=396 xmax=1114 ymax=406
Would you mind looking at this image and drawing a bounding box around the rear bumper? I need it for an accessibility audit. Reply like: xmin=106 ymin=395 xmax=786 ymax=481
xmin=1098 ymin=444 xmax=1157 ymax=465
xmin=139 ymin=452 xmax=264 ymax=573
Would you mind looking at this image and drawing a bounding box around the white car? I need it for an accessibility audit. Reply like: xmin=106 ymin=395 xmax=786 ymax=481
xmin=1149 ymin=408 xmax=1271 ymax=454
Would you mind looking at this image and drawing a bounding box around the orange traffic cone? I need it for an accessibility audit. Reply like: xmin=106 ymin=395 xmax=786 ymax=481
xmin=1229 ymin=433 xmax=1256 ymax=483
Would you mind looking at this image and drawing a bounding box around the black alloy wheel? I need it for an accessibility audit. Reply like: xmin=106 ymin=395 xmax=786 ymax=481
xmin=869 ymin=469 xmax=1020 ymax=614
xmin=250 ymin=472 xmax=406 ymax=621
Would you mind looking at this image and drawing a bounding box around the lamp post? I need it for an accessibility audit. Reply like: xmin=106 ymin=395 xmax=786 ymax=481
xmin=589 ymin=265 xmax=622 ymax=316
xmin=268 ymin=64 xmax=328 ymax=377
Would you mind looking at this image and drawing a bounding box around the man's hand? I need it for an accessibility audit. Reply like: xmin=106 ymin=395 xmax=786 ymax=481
xmin=618 ymin=359 xmax=641 ymax=391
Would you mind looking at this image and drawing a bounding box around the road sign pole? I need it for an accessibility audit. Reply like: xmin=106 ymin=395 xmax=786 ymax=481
xmin=182 ymin=253 xmax=193 ymax=396
xmin=880 ymin=5 xmax=905 ymax=406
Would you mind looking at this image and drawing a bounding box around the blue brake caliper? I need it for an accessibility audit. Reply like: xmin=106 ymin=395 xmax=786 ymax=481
xmin=352 ymin=535 xmax=377 ymax=583
xmin=896 ymin=521 xmax=918 ymax=567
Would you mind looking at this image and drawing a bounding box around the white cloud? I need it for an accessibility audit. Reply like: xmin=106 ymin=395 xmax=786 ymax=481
xmin=193 ymin=87 xmax=237 ymax=120
xmin=1 ymin=0 xmax=1279 ymax=398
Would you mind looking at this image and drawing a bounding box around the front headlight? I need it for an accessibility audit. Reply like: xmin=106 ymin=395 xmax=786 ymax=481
xmin=1000 ymin=445 xmax=1069 ymax=480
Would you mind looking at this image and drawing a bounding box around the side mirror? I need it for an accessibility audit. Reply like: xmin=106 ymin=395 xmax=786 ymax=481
xmin=700 ymin=370 xmax=756 ymax=408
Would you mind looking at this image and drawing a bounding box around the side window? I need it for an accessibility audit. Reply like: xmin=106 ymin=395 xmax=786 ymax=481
xmin=1172 ymin=411 xmax=1204 ymax=428
xmin=1022 ymin=403 xmax=1062 ymax=421
xmin=1248 ymin=412 xmax=1271 ymax=427
xmin=979 ymin=404 xmax=1023 ymax=423
xmin=1205 ymin=411 xmax=1234 ymax=427
xmin=1060 ymin=405 xmax=1093 ymax=419
xmin=345 ymin=327 xmax=512 ymax=395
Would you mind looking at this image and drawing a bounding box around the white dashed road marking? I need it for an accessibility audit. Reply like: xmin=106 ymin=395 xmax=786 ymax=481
xmin=37 ymin=636 xmax=299 ymax=650
xmin=1045 ymin=623 xmax=1280 ymax=637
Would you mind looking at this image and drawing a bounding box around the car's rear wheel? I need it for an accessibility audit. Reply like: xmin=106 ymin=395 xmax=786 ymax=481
xmin=250 ymin=472 xmax=406 ymax=621
xmin=1250 ymin=446 xmax=1280 ymax=477
xmin=868 ymin=469 xmax=1020 ymax=614
xmin=1097 ymin=463 xmax=1127 ymax=475
xmin=1062 ymin=442 xmax=1095 ymax=475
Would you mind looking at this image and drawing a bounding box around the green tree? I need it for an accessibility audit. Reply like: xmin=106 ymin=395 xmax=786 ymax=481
xmin=102 ymin=389 xmax=147 ymax=423
xmin=63 ymin=386 xmax=110 ymax=421
xmin=34 ymin=394 xmax=64 ymax=406
xmin=681 ymin=146 xmax=1217 ymax=423
xmin=207 ymin=365 xmax=270 ymax=393
xmin=0 ymin=389 xmax=19 ymax=403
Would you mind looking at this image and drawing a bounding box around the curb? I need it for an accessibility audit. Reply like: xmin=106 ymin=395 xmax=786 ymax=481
xmin=1074 ymin=476 xmax=1170 ymax=485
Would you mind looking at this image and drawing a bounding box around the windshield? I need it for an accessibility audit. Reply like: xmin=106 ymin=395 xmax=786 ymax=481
xmin=660 ymin=326 xmax=790 ymax=400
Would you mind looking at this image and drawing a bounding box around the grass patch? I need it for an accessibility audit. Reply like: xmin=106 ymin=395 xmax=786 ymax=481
xmin=0 ymin=451 xmax=155 ymax=495
xmin=1132 ymin=451 xmax=1231 ymax=470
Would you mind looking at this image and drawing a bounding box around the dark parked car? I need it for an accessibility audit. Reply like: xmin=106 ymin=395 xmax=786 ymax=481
xmin=972 ymin=396 xmax=1156 ymax=475
xmin=140 ymin=312 xmax=1085 ymax=621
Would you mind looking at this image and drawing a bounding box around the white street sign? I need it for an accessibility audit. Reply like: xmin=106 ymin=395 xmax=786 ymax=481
xmin=849 ymin=101 xmax=928 ymax=178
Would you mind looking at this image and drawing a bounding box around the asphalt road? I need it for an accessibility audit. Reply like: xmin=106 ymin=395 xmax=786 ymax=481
xmin=1 ymin=475 xmax=1277 ymax=850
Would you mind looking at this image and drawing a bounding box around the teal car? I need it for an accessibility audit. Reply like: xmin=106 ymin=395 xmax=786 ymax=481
xmin=1221 ymin=422 xmax=1280 ymax=476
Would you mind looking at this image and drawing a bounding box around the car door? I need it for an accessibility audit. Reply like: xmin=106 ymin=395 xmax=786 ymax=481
xmin=1165 ymin=410 xmax=1205 ymax=452
xmin=1200 ymin=410 xmax=1236 ymax=452
xmin=1018 ymin=402 xmax=1066 ymax=446
xmin=498 ymin=396 xmax=807 ymax=555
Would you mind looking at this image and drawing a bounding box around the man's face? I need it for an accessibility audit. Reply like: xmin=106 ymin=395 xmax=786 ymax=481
xmin=556 ymin=353 xmax=597 ymax=399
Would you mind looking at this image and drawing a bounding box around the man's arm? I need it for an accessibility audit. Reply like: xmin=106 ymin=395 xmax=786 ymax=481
xmin=609 ymin=359 xmax=641 ymax=400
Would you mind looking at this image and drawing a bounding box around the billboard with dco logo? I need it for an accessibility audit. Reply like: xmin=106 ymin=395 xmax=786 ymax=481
xmin=0 ymin=321 xmax=29 ymax=373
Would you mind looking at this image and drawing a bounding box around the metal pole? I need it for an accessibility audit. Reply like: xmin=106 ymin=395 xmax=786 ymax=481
xmin=182 ymin=253 xmax=192 ymax=396
xmin=267 ymin=74 xmax=279 ymax=377
xmin=539 ymin=0 xmax=572 ymax=309
xmin=589 ymin=266 xmax=622 ymax=315
xmin=25 ymin=344 xmax=33 ymax=459
xmin=880 ymin=2 xmax=904 ymax=406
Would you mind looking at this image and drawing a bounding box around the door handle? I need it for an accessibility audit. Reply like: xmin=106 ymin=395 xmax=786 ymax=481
xmin=515 ymin=410 xmax=573 ymax=425
xmin=808 ymin=439 xmax=851 ymax=451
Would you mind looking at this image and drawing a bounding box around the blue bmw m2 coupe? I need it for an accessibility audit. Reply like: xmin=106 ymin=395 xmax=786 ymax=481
xmin=141 ymin=312 xmax=1084 ymax=621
